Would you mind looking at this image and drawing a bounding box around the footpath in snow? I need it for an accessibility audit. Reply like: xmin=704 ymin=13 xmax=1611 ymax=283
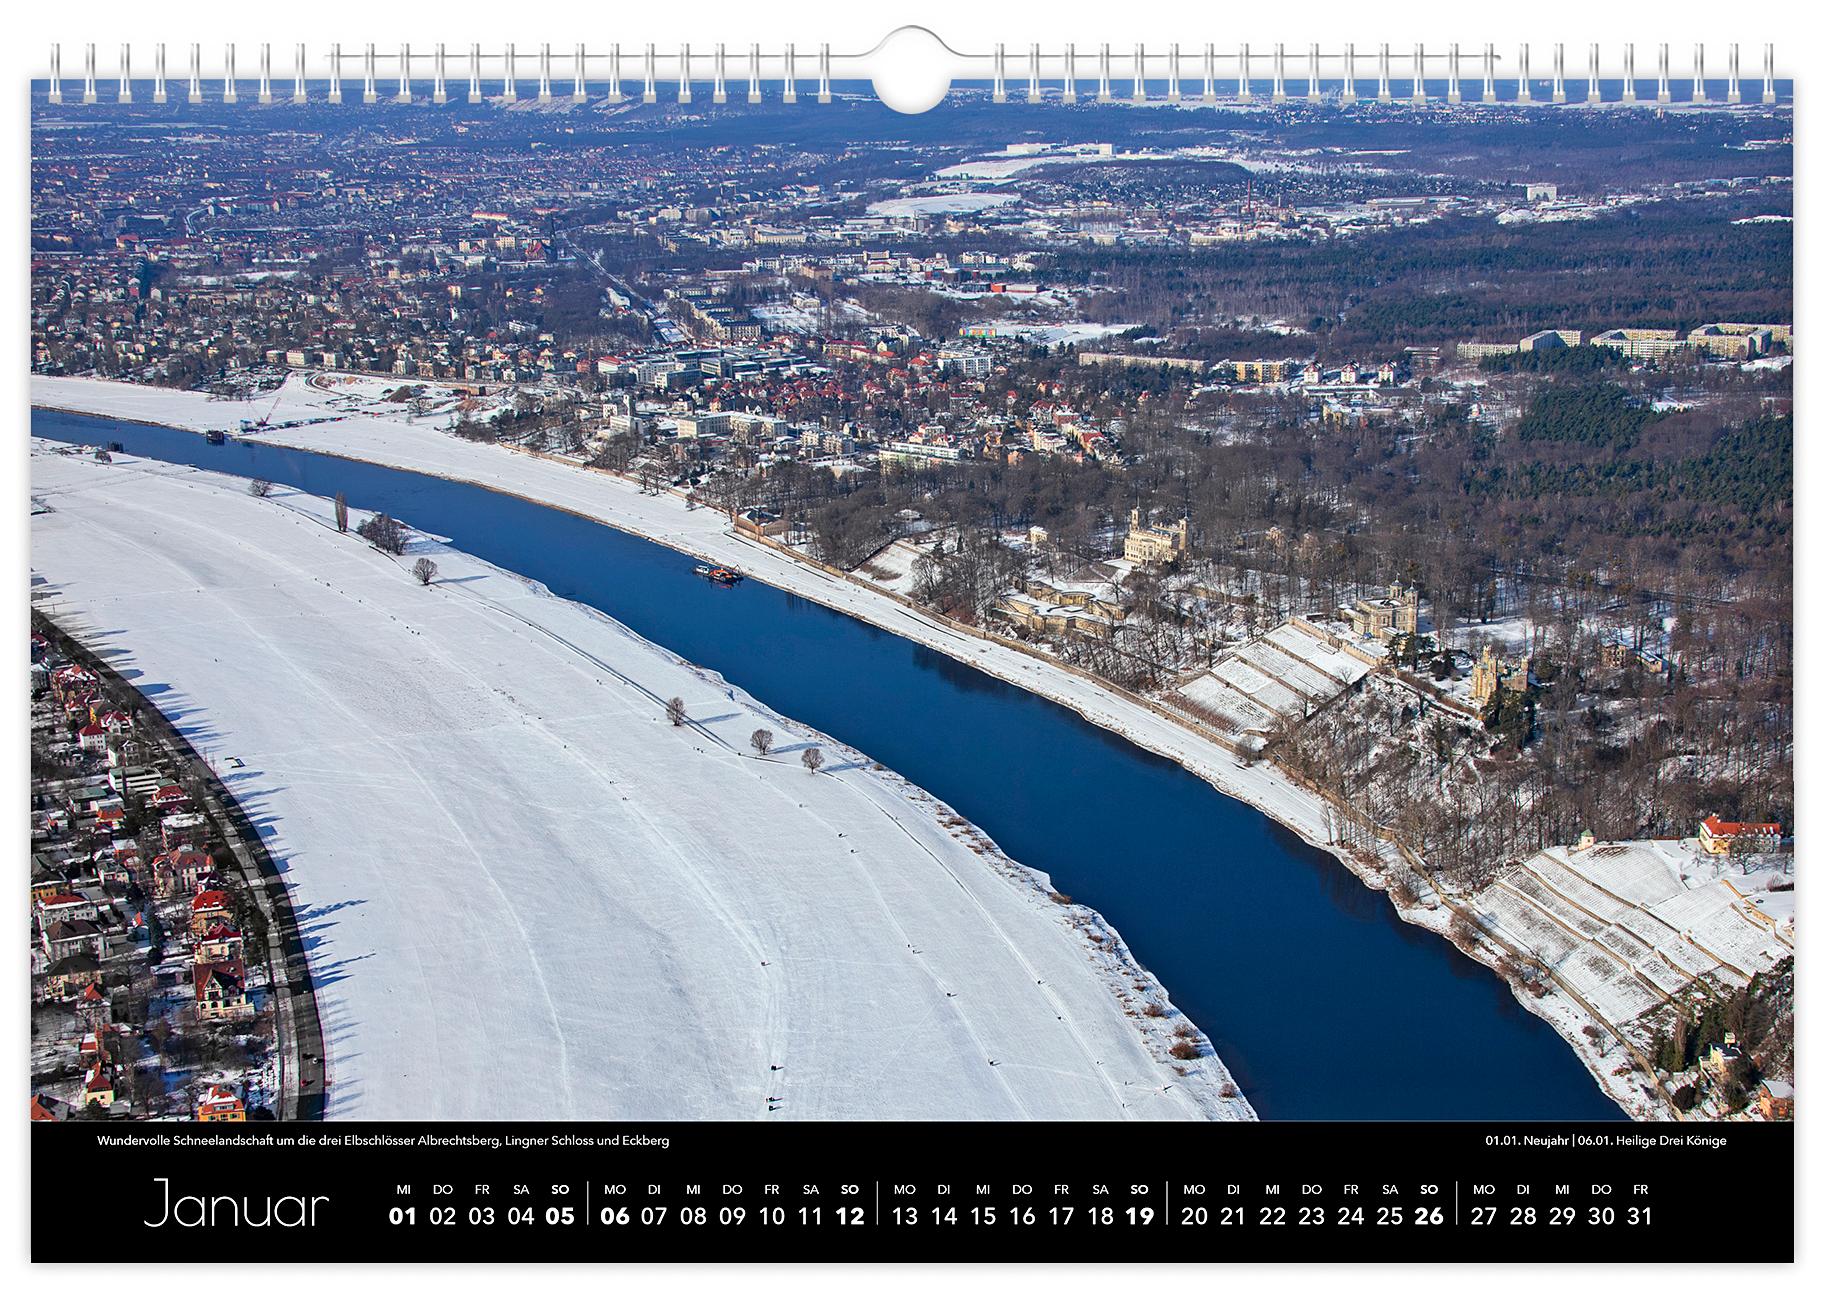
xmin=30 ymin=443 xmax=1252 ymax=1122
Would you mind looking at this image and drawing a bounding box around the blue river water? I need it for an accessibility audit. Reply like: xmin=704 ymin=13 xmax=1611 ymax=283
xmin=33 ymin=407 xmax=1625 ymax=1121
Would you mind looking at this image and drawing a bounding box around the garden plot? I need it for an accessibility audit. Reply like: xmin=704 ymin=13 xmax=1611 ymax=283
xmin=1677 ymin=900 xmax=1791 ymax=978
xmin=855 ymin=538 xmax=928 ymax=597
xmin=1573 ymin=843 xmax=1687 ymax=905
xmin=1170 ymin=673 xmax=1281 ymax=738
xmin=1247 ymin=639 xmax=1346 ymax=699
xmin=1553 ymin=947 xmax=1666 ymax=1022
xmin=1593 ymin=924 xmax=1653 ymax=964
xmin=1653 ymin=936 xmax=1723 ymax=982
xmin=1526 ymin=856 xmax=1643 ymax=928
xmin=1210 ymin=657 xmax=1305 ymax=716
xmin=1610 ymin=908 xmax=1687 ymax=958
xmin=1482 ymin=885 xmax=1583 ymax=965
xmin=1633 ymin=954 xmax=1692 ymax=997
xmin=1231 ymin=641 xmax=1326 ymax=703
xmin=1503 ymin=869 xmax=1607 ymax=939
xmin=1468 ymin=836 xmax=1796 ymax=1033
xmin=1646 ymin=880 xmax=1741 ymax=933
xmin=1263 ymin=622 xmax=1373 ymax=687
xmin=1164 ymin=620 xmax=1371 ymax=741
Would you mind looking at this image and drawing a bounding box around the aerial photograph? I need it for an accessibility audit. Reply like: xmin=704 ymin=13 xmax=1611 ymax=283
xmin=26 ymin=40 xmax=1792 ymax=1153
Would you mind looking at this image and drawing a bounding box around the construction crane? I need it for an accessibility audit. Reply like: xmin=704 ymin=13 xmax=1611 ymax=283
xmin=239 ymin=387 xmax=284 ymax=433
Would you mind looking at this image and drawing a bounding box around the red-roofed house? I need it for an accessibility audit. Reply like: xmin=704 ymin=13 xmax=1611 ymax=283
xmin=193 ymin=960 xmax=253 ymax=1023
xmin=36 ymin=892 xmax=99 ymax=929
xmin=190 ymin=889 xmax=233 ymax=938
xmin=196 ymin=1085 xmax=247 ymax=1122
xmin=148 ymin=785 xmax=189 ymax=810
xmin=80 ymin=1062 xmax=115 ymax=1110
xmin=51 ymin=664 xmax=97 ymax=701
xmin=196 ymin=924 xmax=245 ymax=964
xmin=1699 ymin=815 xmax=1783 ymax=857
xmin=153 ymin=849 xmax=212 ymax=898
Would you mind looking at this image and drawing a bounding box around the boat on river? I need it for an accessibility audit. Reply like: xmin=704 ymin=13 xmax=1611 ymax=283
xmin=694 ymin=564 xmax=742 ymax=586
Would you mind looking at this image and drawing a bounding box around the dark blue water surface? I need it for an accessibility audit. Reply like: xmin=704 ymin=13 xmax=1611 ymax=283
xmin=34 ymin=407 xmax=1624 ymax=1121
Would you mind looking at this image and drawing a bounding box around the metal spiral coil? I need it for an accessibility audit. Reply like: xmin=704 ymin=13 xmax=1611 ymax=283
xmin=41 ymin=31 xmax=1785 ymax=110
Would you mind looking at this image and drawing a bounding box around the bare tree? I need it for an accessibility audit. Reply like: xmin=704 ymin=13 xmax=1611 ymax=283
xmin=666 ymin=697 xmax=686 ymax=726
xmin=801 ymin=747 xmax=824 ymax=774
xmin=1447 ymin=909 xmax=1482 ymax=950
xmin=247 ymin=478 xmax=275 ymax=498
xmin=750 ymin=728 xmax=774 ymax=757
xmin=356 ymin=513 xmax=408 ymax=555
xmin=412 ymin=558 xmax=438 ymax=586
xmin=333 ymin=492 xmax=349 ymax=533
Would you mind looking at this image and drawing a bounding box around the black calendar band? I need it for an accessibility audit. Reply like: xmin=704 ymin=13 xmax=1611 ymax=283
xmin=30 ymin=1120 xmax=1793 ymax=1263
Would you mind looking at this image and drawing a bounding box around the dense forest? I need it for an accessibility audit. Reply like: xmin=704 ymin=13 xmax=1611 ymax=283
xmin=1048 ymin=201 xmax=1791 ymax=350
xmin=685 ymin=341 xmax=1793 ymax=863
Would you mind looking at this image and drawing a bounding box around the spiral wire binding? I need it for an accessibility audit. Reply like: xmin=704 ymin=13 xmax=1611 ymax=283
xmin=41 ymin=39 xmax=1785 ymax=108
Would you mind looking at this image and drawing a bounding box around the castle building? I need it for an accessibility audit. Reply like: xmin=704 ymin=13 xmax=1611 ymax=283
xmin=1342 ymin=581 xmax=1420 ymax=642
xmin=1122 ymin=509 xmax=1190 ymax=567
xmin=1471 ymin=645 xmax=1531 ymax=705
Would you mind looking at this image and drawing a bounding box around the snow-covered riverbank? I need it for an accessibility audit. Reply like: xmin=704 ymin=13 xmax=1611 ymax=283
xmin=30 ymin=442 xmax=1253 ymax=1121
xmin=30 ymin=377 xmax=1358 ymax=885
xmin=31 ymin=374 xmax=1652 ymax=1118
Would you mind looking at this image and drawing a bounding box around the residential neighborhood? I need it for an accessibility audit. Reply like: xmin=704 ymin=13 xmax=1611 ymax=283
xmin=29 ymin=619 xmax=291 ymax=1122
